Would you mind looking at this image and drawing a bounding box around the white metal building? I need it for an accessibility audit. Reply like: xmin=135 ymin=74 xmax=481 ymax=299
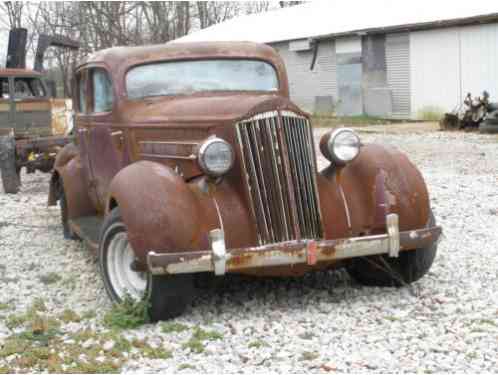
xmin=175 ymin=0 xmax=498 ymax=119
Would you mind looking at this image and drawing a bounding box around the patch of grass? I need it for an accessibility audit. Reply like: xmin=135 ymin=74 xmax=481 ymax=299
xmin=31 ymin=298 xmax=47 ymax=313
xmin=0 ymin=313 xmax=135 ymax=374
xmin=130 ymin=338 xmax=171 ymax=359
xmin=182 ymin=326 xmax=223 ymax=354
xmin=81 ymin=310 xmax=97 ymax=320
xmin=5 ymin=313 xmax=28 ymax=329
xmin=38 ymin=272 xmax=62 ymax=285
xmin=248 ymin=339 xmax=268 ymax=349
xmin=103 ymin=295 xmax=150 ymax=330
xmin=178 ymin=363 xmax=196 ymax=371
xmin=5 ymin=299 xmax=51 ymax=331
xmin=59 ymin=309 xmax=81 ymax=323
xmin=141 ymin=345 xmax=172 ymax=360
xmin=161 ymin=322 xmax=189 ymax=334
xmin=182 ymin=338 xmax=205 ymax=353
xmin=0 ymin=302 xmax=10 ymax=311
xmin=63 ymin=275 xmax=79 ymax=290
xmin=473 ymin=318 xmax=498 ymax=327
xmin=312 ymin=114 xmax=391 ymax=128
xmin=300 ymin=351 xmax=320 ymax=361
xmin=191 ymin=326 xmax=223 ymax=341
xmin=417 ymin=106 xmax=444 ymax=121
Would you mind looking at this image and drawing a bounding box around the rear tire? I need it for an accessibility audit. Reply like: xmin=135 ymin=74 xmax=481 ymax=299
xmin=59 ymin=187 xmax=78 ymax=240
xmin=347 ymin=212 xmax=438 ymax=287
xmin=0 ymin=134 xmax=20 ymax=194
xmin=99 ymin=207 xmax=195 ymax=321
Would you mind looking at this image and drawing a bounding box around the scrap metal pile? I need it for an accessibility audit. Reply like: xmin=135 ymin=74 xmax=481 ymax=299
xmin=440 ymin=91 xmax=498 ymax=134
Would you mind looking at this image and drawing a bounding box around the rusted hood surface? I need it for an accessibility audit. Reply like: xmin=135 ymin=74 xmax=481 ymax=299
xmin=119 ymin=94 xmax=307 ymax=125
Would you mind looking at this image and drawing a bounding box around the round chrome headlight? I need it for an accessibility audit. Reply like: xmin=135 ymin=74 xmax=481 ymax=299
xmin=198 ymin=137 xmax=234 ymax=177
xmin=323 ymin=128 xmax=361 ymax=165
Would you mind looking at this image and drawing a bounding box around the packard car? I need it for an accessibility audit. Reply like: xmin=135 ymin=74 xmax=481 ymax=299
xmin=49 ymin=42 xmax=442 ymax=320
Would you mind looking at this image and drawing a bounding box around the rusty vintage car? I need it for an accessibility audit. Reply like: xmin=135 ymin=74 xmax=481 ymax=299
xmin=49 ymin=42 xmax=442 ymax=320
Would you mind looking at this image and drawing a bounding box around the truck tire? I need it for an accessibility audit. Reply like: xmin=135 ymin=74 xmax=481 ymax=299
xmin=99 ymin=207 xmax=195 ymax=321
xmin=0 ymin=134 xmax=20 ymax=194
xmin=347 ymin=212 xmax=438 ymax=287
xmin=479 ymin=119 xmax=498 ymax=134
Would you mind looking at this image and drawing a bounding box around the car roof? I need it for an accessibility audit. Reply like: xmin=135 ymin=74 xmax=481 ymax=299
xmin=77 ymin=41 xmax=284 ymax=72
xmin=0 ymin=68 xmax=42 ymax=78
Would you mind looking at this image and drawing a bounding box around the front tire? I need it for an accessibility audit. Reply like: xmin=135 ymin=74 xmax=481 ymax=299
xmin=0 ymin=134 xmax=20 ymax=194
xmin=347 ymin=212 xmax=438 ymax=287
xmin=99 ymin=208 xmax=194 ymax=321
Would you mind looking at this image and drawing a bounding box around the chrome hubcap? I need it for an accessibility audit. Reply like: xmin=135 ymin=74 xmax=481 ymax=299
xmin=107 ymin=228 xmax=147 ymax=301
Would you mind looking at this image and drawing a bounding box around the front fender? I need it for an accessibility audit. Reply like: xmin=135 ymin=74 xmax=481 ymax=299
xmin=320 ymin=144 xmax=430 ymax=237
xmin=107 ymin=161 xmax=205 ymax=261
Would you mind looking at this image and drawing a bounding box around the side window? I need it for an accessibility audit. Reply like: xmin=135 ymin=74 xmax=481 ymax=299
xmin=0 ymin=78 xmax=9 ymax=99
xmin=77 ymin=73 xmax=87 ymax=113
xmin=30 ymin=79 xmax=46 ymax=97
xmin=13 ymin=78 xmax=46 ymax=99
xmin=92 ymin=69 xmax=113 ymax=113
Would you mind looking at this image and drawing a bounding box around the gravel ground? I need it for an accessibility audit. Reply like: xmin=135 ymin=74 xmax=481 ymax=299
xmin=1 ymin=124 xmax=497 ymax=373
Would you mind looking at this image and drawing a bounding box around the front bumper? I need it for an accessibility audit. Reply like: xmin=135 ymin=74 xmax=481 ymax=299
xmin=147 ymin=214 xmax=442 ymax=276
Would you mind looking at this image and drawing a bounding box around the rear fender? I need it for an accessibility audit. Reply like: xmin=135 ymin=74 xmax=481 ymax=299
xmin=107 ymin=161 xmax=205 ymax=262
xmin=320 ymin=144 xmax=430 ymax=236
xmin=48 ymin=143 xmax=96 ymax=219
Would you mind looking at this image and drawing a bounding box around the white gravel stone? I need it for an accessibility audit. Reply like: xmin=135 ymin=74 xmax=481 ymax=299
xmin=0 ymin=124 xmax=497 ymax=373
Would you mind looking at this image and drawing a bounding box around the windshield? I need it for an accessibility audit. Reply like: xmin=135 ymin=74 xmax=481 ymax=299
xmin=126 ymin=59 xmax=279 ymax=99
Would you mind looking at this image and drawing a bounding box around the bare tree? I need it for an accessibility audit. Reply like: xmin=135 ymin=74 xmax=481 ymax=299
xmin=0 ymin=1 xmax=275 ymax=94
xmin=0 ymin=1 xmax=24 ymax=28
xmin=279 ymin=1 xmax=304 ymax=8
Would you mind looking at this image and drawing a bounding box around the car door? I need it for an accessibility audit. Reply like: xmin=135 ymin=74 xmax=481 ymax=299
xmin=85 ymin=67 xmax=124 ymax=210
xmin=75 ymin=69 xmax=100 ymax=210
xmin=12 ymin=76 xmax=52 ymax=137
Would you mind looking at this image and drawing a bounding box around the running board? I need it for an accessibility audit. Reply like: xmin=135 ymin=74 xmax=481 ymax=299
xmin=69 ymin=216 xmax=103 ymax=253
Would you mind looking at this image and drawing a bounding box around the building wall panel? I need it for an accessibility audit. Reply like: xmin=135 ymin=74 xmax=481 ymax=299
xmin=460 ymin=23 xmax=498 ymax=100
xmin=271 ymin=40 xmax=337 ymax=112
xmin=410 ymin=27 xmax=461 ymax=118
xmin=386 ymin=33 xmax=410 ymax=118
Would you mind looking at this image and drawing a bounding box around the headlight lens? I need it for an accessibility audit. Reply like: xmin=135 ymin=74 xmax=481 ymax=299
xmin=198 ymin=137 xmax=234 ymax=177
xmin=326 ymin=128 xmax=361 ymax=164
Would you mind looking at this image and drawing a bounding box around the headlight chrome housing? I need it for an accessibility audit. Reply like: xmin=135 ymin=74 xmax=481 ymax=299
xmin=198 ymin=137 xmax=234 ymax=177
xmin=320 ymin=128 xmax=361 ymax=165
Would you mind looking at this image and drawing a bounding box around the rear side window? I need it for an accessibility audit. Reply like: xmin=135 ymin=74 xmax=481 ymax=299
xmin=92 ymin=69 xmax=113 ymax=113
xmin=13 ymin=77 xmax=46 ymax=98
xmin=0 ymin=78 xmax=9 ymax=99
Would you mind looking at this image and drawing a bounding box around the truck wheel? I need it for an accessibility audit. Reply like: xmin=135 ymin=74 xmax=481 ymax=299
xmin=99 ymin=207 xmax=194 ymax=321
xmin=480 ymin=120 xmax=498 ymax=134
xmin=347 ymin=212 xmax=438 ymax=287
xmin=0 ymin=134 xmax=20 ymax=194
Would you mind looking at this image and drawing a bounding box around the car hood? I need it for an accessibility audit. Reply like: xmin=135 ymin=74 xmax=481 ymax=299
xmin=120 ymin=93 xmax=305 ymax=125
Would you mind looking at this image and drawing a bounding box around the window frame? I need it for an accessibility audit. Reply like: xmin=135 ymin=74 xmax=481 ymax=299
xmin=75 ymin=67 xmax=115 ymax=116
xmin=124 ymin=58 xmax=281 ymax=100
xmin=12 ymin=77 xmax=47 ymax=100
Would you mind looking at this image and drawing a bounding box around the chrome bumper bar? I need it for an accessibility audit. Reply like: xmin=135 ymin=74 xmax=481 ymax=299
xmin=147 ymin=214 xmax=442 ymax=276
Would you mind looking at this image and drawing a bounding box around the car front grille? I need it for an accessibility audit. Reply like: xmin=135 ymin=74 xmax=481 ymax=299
xmin=236 ymin=110 xmax=323 ymax=245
